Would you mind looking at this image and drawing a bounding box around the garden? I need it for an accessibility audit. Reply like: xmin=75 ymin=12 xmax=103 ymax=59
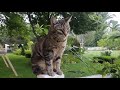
xmin=1 ymin=12 xmax=120 ymax=78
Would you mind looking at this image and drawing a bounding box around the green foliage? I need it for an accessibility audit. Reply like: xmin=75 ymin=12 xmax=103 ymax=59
xmin=93 ymin=56 xmax=116 ymax=64
xmin=1 ymin=12 xmax=113 ymax=46
xmin=27 ymin=41 xmax=34 ymax=50
xmin=94 ymin=30 xmax=105 ymax=46
xmin=20 ymin=45 xmax=25 ymax=56
xmin=3 ymin=12 xmax=28 ymax=37
xmin=25 ymin=50 xmax=32 ymax=58
xmin=70 ymin=12 xmax=99 ymax=34
xmin=101 ymin=50 xmax=112 ymax=56
xmin=98 ymin=31 xmax=120 ymax=49
xmin=13 ymin=49 xmax=21 ymax=55
xmin=25 ymin=50 xmax=31 ymax=54
xmin=0 ymin=53 xmax=35 ymax=78
xmin=0 ymin=12 xmax=31 ymax=44
xmin=61 ymin=52 xmax=104 ymax=78
xmin=27 ymin=12 xmax=104 ymax=35
xmin=91 ymin=12 xmax=112 ymax=46
xmin=62 ymin=53 xmax=80 ymax=64
xmin=71 ymin=46 xmax=85 ymax=55
xmin=34 ymin=24 xmax=48 ymax=36
xmin=97 ymin=39 xmax=108 ymax=47
xmin=65 ymin=33 xmax=81 ymax=54
xmin=27 ymin=12 xmax=50 ymax=28
xmin=98 ymin=62 xmax=120 ymax=78
xmin=63 ymin=46 xmax=85 ymax=64
xmin=94 ymin=50 xmax=120 ymax=78
xmin=13 ymin=47 xmax=31 ymax=58
xmin=67 ymin=35 xmax=76 ymax=47
xmin=109 ymin=31 xmax=120 ymax=39
xmin=84 ymin=31 xmax=96 ymax=46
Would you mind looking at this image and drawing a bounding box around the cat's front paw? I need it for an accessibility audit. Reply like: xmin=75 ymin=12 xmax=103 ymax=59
xmin=56 ymin=70 xmax=63 ymax=75
xmin=48 ymin=71 xmax=55 ymax=76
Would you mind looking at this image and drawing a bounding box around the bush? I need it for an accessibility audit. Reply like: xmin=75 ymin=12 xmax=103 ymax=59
xmin=13 ymin=49 xmax=21 ymax=55
xmin=67 ymin=36 xmax=76 ymax=47
xmin=25 ymin=50 xmax=32 ymax=58
xmin=62 ymin=53 xmax=80 ymax=64
xmin=71 ymin=46 xmax=79 ymax=52
xmin=21 ymin=46 xmax=25 ymax=55
xmin=101 ymin=50 xmax=112 ymax=56
xmin=93 ymin=56 xmax=116 ymax=64
xmin=98 ymin=62 xmax=120 ymax=78
xmin=27 ymin=41 xmax=34 ymax=50
xmin=64 ymin=45 xmax=72 ymax=54
xmin=117 ymin=55 xmax=120 ymax=59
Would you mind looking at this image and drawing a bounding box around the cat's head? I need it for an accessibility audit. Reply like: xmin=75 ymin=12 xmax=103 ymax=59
xmin=50 ymin=16 xmax=72 ymax=38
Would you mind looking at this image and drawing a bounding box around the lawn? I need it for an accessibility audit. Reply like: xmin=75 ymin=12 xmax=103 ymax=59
xmin=62 ymin=51 xmax=103 ymax=78
xmin=0 ymin=50 xmax=120 ymax=78
xmin=62 ymin=50 xmax=120 ymax=78
xmin=0 ymin=54 xmax=36 ymax=78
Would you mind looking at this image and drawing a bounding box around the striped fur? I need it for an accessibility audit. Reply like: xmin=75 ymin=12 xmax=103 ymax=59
xmin=31 ymin=16 xmax=72 ymax=76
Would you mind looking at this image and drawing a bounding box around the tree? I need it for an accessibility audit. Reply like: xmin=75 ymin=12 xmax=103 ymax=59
xmin=90 ymin=12 xmax=113 ymax=46
xmin=97 ymin=31 xmax=120 ymax=49
xmin=0 ymin=12 xmax=30 ymax=44
xmin=57 ymin=12 xmax=99 ymax=34
xmin=84 ymin=31 xmax=96 ymax=47
xmin=0 ymin=12 xmax=114 ymax=46
xmin=26 ymin=12 xmax=101 ymax=35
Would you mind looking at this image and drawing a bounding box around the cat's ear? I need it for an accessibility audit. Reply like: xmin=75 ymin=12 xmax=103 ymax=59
xmin=65 ymin=16 xmax=72 ymax=23
xmin=50 ymin=16 xmax=57 ymax=25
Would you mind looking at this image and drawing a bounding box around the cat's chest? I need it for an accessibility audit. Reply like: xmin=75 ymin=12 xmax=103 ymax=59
xmin=53 ymin=42 xmax=67 ymax=56
xmin=44 ymin=38 xmax=67 ymax=56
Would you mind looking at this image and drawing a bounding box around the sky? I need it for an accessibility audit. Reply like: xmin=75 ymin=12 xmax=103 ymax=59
xmin=109 ymin=12 xmax=120 ymax=24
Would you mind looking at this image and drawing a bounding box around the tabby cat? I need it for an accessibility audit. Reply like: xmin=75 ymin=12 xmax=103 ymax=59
xmin=31 ymin=16 xmax=72 ymax=76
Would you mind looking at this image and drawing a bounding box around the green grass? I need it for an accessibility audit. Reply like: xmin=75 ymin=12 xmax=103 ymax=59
xmin=62 ymin=63 xmax=103 ymax=78
xmin=0 ymin=50 xmax=120 ymax=78
xmin=61 ymin=51 xmax=104 ymax=78
xmin=0 ymin=53 xmax=36 ymax=78
xmin=111 ymin=50 xmax=120 ymax=57
xmin=61 ymin=50 xmax=120 ymax=78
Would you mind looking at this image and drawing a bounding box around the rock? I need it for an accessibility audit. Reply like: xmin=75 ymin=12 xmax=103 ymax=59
xmin=37 ymin=73 xmax=65 ymax=78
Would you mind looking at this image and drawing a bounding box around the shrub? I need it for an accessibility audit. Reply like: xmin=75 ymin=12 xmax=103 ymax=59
xmin=67 ymin=36 xmax=76 ymax=47
xmin=98 ymin=62 xmax=120 ymax=78
xmin=117 ymin=55 xmax=120 ymax=59
xmin=62 ymin=53 xmax=80 ymax=64
xmin=93 ymin=56 xmax=116 ymax=64
xmin=13 ymin=49 xmax=21 ymax=55
xmin=69 ymin=46 xmax=85 ymax=55
xmin=101 ymin=50 xmax=112 ymax=56
xmin=64 ymin=45 xmax=72 ymax=54
xmin=27 ymin=41 xmax=34 ymax=50
xmin=21 ymin=46 xmax=25 ymax=55
xmin=25 ymin=50 xmax=32 ymax=58
xmin=71 ymin=46 xmax=79 ymax=51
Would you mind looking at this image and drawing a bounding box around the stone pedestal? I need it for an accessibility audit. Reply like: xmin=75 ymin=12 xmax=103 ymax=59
xmin=37 ymin=73 xmax=64 ymax=78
